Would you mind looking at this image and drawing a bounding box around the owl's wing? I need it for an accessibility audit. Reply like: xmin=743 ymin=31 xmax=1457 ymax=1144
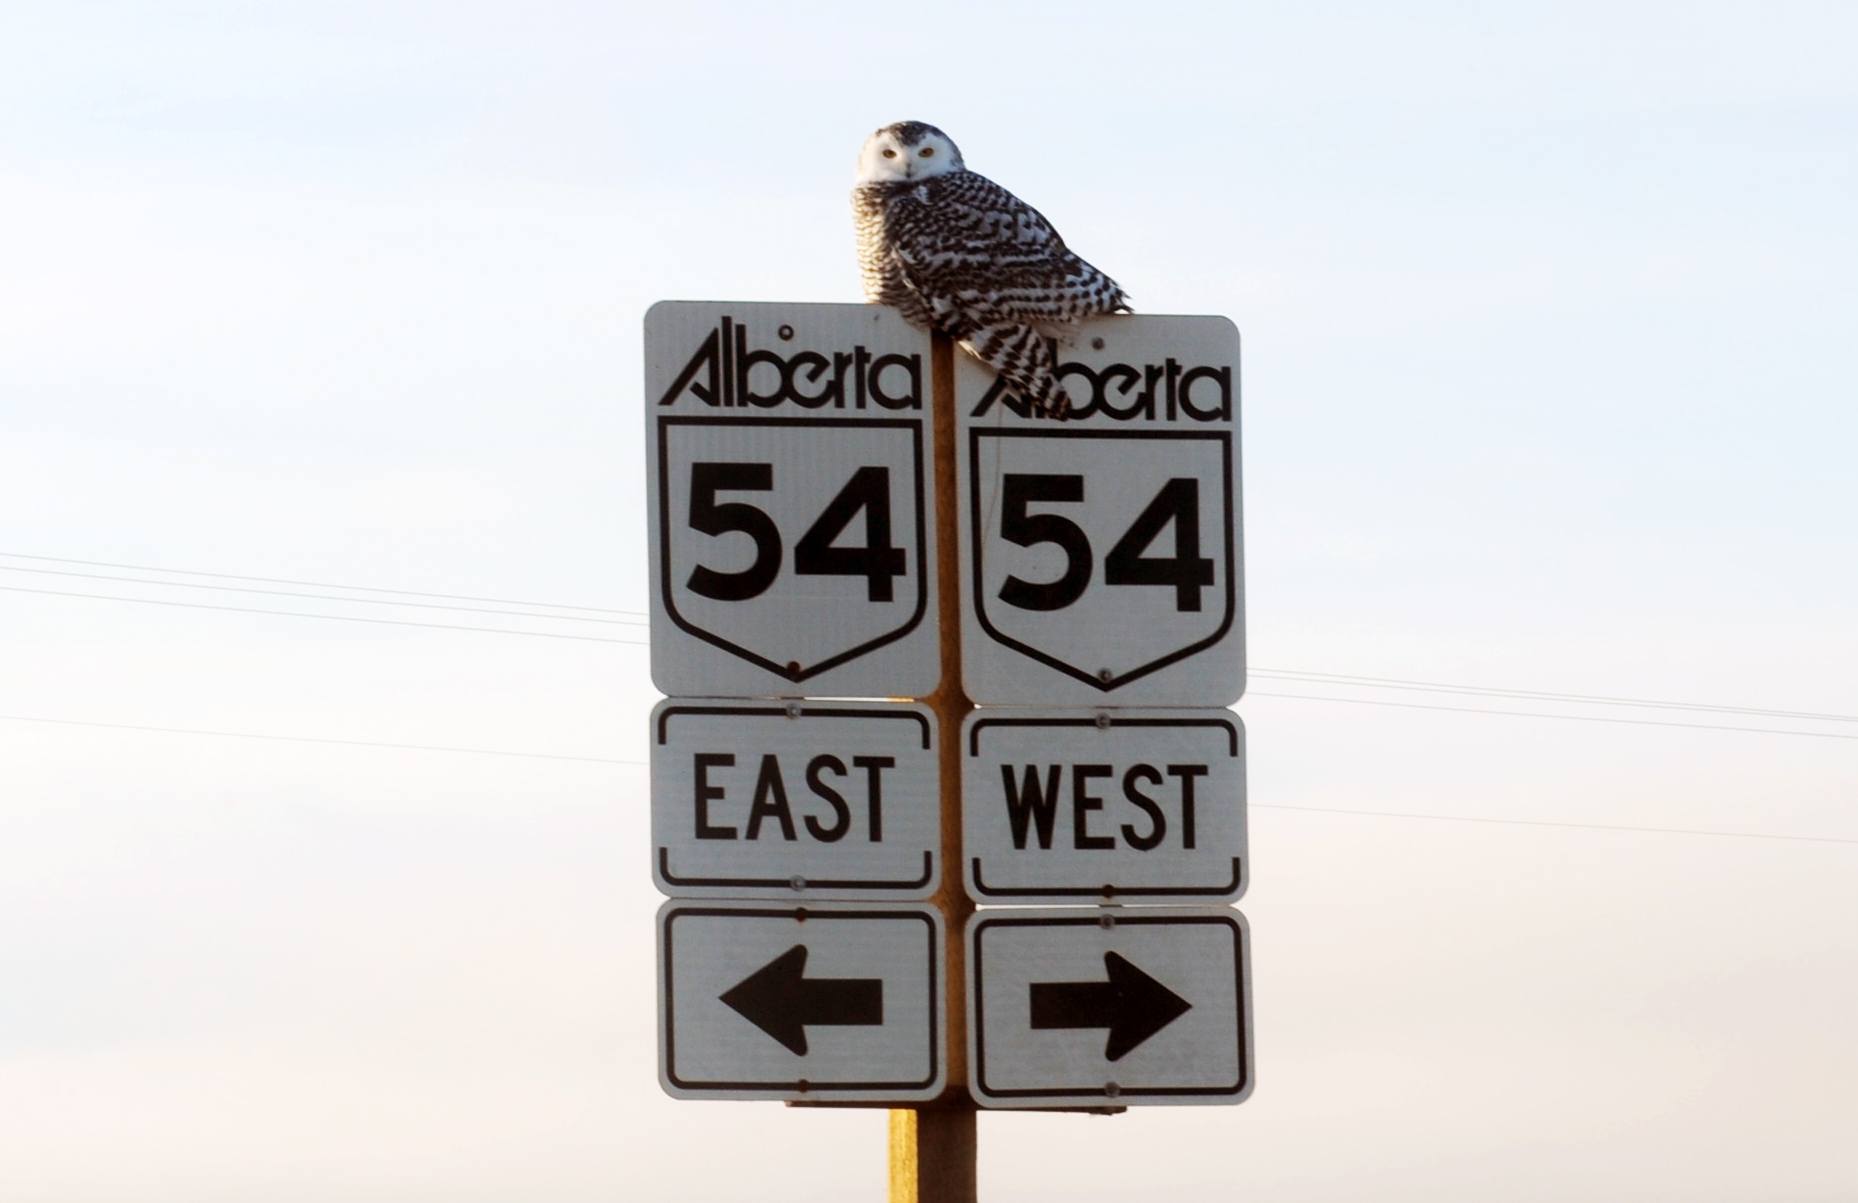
xmin=884 ymin=172 xmax=1122 ymax=331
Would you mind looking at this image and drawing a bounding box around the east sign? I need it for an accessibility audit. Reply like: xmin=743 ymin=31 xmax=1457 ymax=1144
xmin=651 ymin=699 xmax=940 ymax=900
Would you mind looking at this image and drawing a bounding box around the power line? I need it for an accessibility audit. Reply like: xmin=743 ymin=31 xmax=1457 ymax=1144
xmin=0 ymin=564 xmax=646 ymax=627
xmin=1247 ymin=690 xmax=1858 ymax=741
xmin=0 ymin=550 xmax=647 ymax=619
xmin=0 ymin=713 xmax=642 ymax=766
xmin=1251 ymin=667 xmax=1858 ymax=724
xmin=0 ymin=585 xmax=649 ymax=645
xmin=9 ymin=584 xmax=1858 ymax=742
xmin=7 ymin=551 xmax=1857 ymax=741
xmin=5 ymin=711 xmax=1850 ymax=847
xmin=1251 ymin=802 xmax=1858 ymax=847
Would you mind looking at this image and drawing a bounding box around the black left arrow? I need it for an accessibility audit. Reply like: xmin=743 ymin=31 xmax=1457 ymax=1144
xmin=1029 ymin=951 xmax=1192 ymax=1062
xmin=719 ymin=944 xmax=884 ymax=1055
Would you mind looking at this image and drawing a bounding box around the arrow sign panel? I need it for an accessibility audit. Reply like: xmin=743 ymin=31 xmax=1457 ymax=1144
xmin=652 ymin=699 xmax=939 ymax=900
xmin=659 ymin=900 xmax=945 ymax=1102
xmin=967 ymin=907 xmax=1252 ymax=1108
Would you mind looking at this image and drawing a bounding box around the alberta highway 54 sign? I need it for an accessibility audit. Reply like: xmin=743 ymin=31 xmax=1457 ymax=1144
xmin=955 ymin=316 xmax=1243 ymax=705
xmin=646 ymin=302 xmax=940 ymax=698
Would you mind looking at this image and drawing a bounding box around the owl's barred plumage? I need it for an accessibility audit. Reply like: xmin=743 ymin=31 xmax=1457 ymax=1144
xmin=853 ymin=121 xmax=1129 ymax=417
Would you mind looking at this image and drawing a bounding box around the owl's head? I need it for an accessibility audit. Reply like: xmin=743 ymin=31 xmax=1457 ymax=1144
xmin=855 ymin=121 xmax=964 ymax=185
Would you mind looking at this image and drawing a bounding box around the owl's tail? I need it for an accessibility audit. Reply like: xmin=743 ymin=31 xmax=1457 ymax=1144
xmin=962 ymin=321 xmax=1072 ymax=418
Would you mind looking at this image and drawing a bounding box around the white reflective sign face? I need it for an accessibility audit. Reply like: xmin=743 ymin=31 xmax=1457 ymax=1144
xmin=967 ymin=907 xmax=1251 ymax=1108
xmin=962 ymin=710 xmax=1245 ymax=904
xmin=658 ymin=901 xmax=945 ymax=1102
xmin=956 ymin=316 xmax=1243 ymax=705
xmin=652 ymin=699 xmax=940 ymax=900
xmin=646 ymin=302 xmax=939 ymax=698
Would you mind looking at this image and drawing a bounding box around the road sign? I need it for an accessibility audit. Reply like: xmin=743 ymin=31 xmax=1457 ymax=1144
xmin=962 ymin=709 xmax=1246 ymax=904
xmin=658 ymin=900 xmax=946 ymax=1102
xmin=955 ymin=315 xmax=1243 ymax=705
xmin=646 ymin=301 xmax=940 ymax=698
xmin=652 ymin=699 xmax=940 ymax=900
xmin=967 ymin=907 xmax=1251 ymax=1108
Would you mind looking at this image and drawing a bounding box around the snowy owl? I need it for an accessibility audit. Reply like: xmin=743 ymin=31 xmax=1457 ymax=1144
xmin=852 ymin=120 xmax=1129 ymax=417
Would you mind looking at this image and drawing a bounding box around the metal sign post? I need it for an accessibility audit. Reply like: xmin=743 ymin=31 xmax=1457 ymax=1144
xmin=645 ymin=306 xmax=1251 ymax=1203
xmin=889 ymin=332 xmax=977 ymax=1203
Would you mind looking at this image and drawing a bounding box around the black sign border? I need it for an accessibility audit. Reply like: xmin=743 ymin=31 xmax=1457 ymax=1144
xmin=658 ymin=415 xmax=930 ymax=684
xmin=966 ymin=427 xmax=1238 ymax=693
xmin=970 ymin=911 xmax=1248 ymax=1103
xmin=662 ymin=904 xmax=942 ymax=1095
xmin=655 ymin=703 xmax=937 ymax=893
xmin=963 ymin=713 xmax=1244 ymax=901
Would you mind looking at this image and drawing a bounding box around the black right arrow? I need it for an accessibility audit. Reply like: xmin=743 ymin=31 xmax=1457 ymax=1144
xmin=720 ymin=944 xmax=884 ymax=1056
xmin=1029 ymin=952 xmax=1192 ymax=1062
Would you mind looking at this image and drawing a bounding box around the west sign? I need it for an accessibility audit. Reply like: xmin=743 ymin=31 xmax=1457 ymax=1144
xmin=961 ymin=709 xmax=1246 ymax=904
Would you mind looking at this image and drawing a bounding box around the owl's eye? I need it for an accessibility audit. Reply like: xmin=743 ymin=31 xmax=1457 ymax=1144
xmin=919 ymin=147 xmax=935 ymax=158
xmin=881 ymin=148 xmax=897 ymax=159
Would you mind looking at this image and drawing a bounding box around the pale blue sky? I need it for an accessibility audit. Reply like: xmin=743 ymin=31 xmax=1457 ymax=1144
xmin=3 ymin=2 xmax=1856 ymax=1200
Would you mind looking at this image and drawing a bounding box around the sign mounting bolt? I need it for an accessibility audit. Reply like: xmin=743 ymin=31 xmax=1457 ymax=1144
xmin=789 ymin=875 xmax=807 ymax=892
xmin=1094 ymin=711 xmax=1112 ymax=730
xmin=1097 ymin=668 xmax=1114 ymax=683
xmin=777 ymin=324 xmax=794 ymax=341
xmin=784 ymin=703 xmax=802 ymax=719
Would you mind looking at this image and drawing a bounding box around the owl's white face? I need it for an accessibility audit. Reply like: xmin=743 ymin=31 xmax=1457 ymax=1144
xmin=855 ymin=122 xmax=965 ymax=185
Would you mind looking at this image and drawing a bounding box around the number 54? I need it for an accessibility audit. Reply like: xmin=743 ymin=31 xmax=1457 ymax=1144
xmin=998 ymin=474 xmax=1212 ymax=613
xmin=686 ymin=462 xmax=906 ymax=603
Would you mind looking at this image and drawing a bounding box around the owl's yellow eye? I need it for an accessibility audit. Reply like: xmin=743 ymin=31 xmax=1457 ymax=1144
xmin=919 ymin=147 xmax=935 ymax=157
xmin=881 ymin=148 xmax=897 ymax=159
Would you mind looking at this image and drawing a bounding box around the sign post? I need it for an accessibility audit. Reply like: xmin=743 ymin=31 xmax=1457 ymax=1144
xmin=645 ymin=305 xmax=1250 ymax=1203
xmin=889 ymin=332 xmax=977 ymax=1203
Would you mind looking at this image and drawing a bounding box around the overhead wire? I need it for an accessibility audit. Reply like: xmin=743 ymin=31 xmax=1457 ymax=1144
xmin=6 ymin=551 xmax=1858 ymax=741
xmin=0 ymin=585 xmax=648 ymax=645
xmin=0 ymin=550 xmax=647 ymax=618
xmin=0 ymin=564 xmax=647 ymax=626
xmin=1250 ymin=667 xmax=1858 ymax=724
xmin=1247 ymin=690 xmax=1858 ymax=741
xmin=0 ymin=712 xmax=642 ymax=766
xmin=4 ymin=711 xmax=1852 ymax=847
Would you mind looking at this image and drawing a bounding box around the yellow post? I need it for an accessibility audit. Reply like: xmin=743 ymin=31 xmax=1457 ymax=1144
xmin=890 ymin=333 xmax=978 ymax=1203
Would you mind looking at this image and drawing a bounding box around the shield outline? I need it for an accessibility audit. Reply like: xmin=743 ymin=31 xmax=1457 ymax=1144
xmin=967 ymin=427 xmax=1237 ymax=692
xmin=657 ymin=413 xmax=931 ymax=684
